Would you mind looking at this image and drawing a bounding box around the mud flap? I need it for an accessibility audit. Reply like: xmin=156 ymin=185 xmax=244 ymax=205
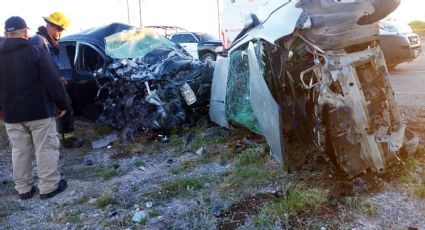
xmin=247 ymin=42 xmax=285 ymax=163
xmin=209 ymin=58 xmax=230 ymax=128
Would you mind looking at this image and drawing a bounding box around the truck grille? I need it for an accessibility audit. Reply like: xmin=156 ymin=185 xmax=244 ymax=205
xmin=408 ymin=35 xmax=420 ymax=46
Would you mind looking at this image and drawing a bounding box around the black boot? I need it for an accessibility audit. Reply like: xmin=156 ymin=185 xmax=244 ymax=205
xmin=40 ymin=179 xmax=67 ymax=200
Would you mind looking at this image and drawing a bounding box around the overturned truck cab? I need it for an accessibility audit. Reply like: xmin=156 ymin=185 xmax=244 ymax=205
xmin=210 ymin=0 xmax=419 ymax=178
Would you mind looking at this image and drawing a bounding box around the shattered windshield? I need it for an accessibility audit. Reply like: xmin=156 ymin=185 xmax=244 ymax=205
xmin=196 ymin=33 xmax=218 ymax=42
xmin=380 ymin=21 xmax=413 ymax=34
xmin=105 ymin=28 xmax=176 ymax=59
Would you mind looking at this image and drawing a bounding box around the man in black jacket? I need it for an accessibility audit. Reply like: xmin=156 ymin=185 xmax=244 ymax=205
xmin=0 ymin=16 xmax=68 ymax=200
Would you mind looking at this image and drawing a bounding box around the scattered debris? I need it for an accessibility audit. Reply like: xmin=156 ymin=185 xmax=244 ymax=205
xmin=202 ymin=127 xmax=225 ymax=138
xmin=145 ymin=202 xmax=153 ymax=208
xmin=91 ymin=133 xmax=119 ymax=149
xmin=195 ymin=147 xmax=205 ymax=156
xmin=132 ymin=210 xmax=148 ymax=223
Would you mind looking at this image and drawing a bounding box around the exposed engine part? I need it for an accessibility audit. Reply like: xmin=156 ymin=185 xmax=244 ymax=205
xmin=96 ymin=47 xmax=214 ymax=141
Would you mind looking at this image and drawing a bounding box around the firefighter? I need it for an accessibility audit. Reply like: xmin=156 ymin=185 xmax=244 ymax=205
xmin=30 ymin=12 xmax=84 ymax=148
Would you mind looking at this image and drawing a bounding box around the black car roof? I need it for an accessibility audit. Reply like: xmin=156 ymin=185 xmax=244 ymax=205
xmin=60 ymin=23 xmax=135 ymax=50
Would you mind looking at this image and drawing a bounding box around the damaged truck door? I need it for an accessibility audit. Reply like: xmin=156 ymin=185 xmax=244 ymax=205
xmin=210 ymin=0 xmax=419 ymax=178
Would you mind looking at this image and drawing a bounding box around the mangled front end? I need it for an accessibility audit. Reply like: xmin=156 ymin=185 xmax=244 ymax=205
xmin=210 ymin=0 xmax=419 ymax=178
xmin=95 ymin=29 xmax=214 ymax=141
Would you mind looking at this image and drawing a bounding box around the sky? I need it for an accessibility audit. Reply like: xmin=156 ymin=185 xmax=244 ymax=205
xmin=0 ymin=0 xmax=424 ymax=38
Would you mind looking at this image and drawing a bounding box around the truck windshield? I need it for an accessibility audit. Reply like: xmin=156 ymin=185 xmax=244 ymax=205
xmin=196 ymin=33 xmax=218 ymax=42
xmin=381 ymin=21 xmax=413 ymax=34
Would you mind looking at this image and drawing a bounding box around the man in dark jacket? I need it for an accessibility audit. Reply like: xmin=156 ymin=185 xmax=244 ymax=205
xmin=0 ymin=16 xmax=68 ymax=200
xmin=30 ymin=12 xmax=83 ymax=148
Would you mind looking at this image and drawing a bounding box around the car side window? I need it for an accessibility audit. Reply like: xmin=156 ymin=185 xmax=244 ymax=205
xmin=183 ymin=34 xmax=198 ymax=43
xmin=171 ymin=34 xmax=198 ymax=43
xmin=76 ymin=44 xmax=105 ymax=74
xmin=58 ymin=44 xmax=75 ymax=71
xmin=170 ymin=34 xmax=184 ymax=43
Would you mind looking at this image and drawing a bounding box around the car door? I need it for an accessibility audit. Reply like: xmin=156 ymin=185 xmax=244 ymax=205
xmin=60 ymin=41 xmax=110 ymax=119
xmin=171 ymin=33 xmax=199 ymax=60
xmin=58 ymin=42 xmax=75 ymax=81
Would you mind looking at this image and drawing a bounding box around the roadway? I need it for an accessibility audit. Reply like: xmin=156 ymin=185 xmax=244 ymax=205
xmin=390 ymin=47 xmax=425 ymax=107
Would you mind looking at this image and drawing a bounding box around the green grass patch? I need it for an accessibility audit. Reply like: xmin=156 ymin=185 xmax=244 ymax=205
xmin=65 ymin=209 xmax=83 ymax=223
xmin=254 ymin=184 xmax=328 ymax=227
xmin=413 ymin=184 xmax=425 ymax=199
xmin=344 ymin=196 xmax=379 ymax=217
xmin=169 ymin=135 xmax=185 ymax=148
xmin=235 ymin=148 xmax=265 ymax=166
xmin=133 ymin=158 xmax=145 ymax=167
xmin=228 ymin=148 xmax=283 ymax=189
xmin=74 ymin=195 xmax=89 ymax=205
xmin=101 ymin=216 xmax=132 ymax=228
xmin=396 ymin=158 xmax=418 ymax=184
xmin=94 ymin=192 xmax=116 ymax=209
xmin=149 ymin=209 xmax=161 ymax=218
xmin=170 ymin=159 xmax=199 ymax=174
xmin=96 ymin=166 xmax=119 ymax=180
xmin=161 ymin=175 xmax=209 ymax=199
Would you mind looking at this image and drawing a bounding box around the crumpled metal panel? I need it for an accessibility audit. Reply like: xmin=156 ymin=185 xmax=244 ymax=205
xmin=247 ymin=42 xmax=284 ymax=163
xmin=229 ymin=0 xmax=302 ymax=51
xmin=209 ymin=58 xmax=230 ymax=128
xmin=298 ymin=0 xmax=400 ymax=50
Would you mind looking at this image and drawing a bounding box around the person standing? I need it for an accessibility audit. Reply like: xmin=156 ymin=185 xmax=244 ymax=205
xmin=0 ymin=16 xmax=68 ymax=199
xmin=30 ymin=12 xmax=83 ymax=148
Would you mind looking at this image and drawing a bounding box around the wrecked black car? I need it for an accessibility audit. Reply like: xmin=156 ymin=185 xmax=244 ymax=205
xmin=210 ymin=0 xmax=419 ymax=178
xmin=58 ymin=23 xmax=214 ymax=140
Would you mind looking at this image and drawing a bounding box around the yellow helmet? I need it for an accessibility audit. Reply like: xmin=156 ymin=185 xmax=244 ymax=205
xmin=43 ymin=12 xmax=70 ymax=30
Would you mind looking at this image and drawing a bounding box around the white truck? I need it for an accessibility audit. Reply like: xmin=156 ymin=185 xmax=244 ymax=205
xmin=212 ymin=0 xmax=419 ymax=178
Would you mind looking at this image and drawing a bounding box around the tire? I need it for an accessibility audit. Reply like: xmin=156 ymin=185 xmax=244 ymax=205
xmin=201 ymin=52 xmax=215 ymax=62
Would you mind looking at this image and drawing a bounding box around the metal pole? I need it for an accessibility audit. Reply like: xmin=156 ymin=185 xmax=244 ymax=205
xmin=217 ymin=0 xmax=221 ymax=38
xmin=139 ymin=0 xmax=143 ymax=27
xmin=127 ymin=0 xmax=131 ymax=24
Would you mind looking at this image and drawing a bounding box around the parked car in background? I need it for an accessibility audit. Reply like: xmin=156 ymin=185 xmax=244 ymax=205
xmin=169 ymin=32 xmax=223 ymax=61
xmin=379 ymin=20 xmax=422 ymax=69
xmin=144 ymin=25 xmax=187 ymax=38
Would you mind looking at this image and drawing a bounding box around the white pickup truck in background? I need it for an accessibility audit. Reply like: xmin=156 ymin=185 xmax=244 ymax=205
xmin=379 ymin=20 xmax=422 ymax=68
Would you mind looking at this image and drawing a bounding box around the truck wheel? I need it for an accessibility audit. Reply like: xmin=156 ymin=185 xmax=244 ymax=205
xmin=201 ymin=52 xmax=215 ymax=62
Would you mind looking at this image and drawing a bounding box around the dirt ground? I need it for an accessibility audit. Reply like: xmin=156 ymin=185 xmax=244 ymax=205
xmin=1 ymin=106 xmax=425 ymax=230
